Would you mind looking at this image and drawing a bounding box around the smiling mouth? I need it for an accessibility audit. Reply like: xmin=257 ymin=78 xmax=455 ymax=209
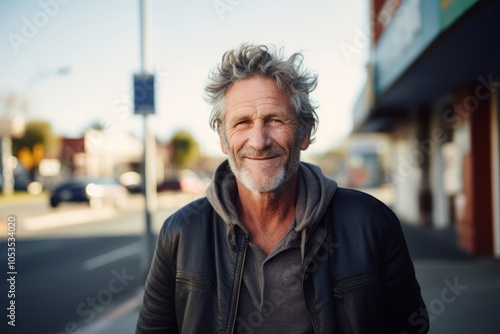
xmin=245 ymin=156 xmax=279 ymax=161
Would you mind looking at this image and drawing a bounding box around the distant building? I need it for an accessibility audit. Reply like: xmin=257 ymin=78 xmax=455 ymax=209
xmin=59 ymin=130 xmax=166 ymax=184
xmin=353 ymin=0 xmax=500 ymax=256
xmin=60 ymin=137 xmax=85 ymax=175
xmin=344 ymin=135 xmax=388 ymax=189
xmin=83 ymin=130 xmax=144 ymax=178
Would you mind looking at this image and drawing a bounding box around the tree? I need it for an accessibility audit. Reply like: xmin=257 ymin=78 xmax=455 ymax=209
xmin=169 ymin=130 xmax=200 ymax=171
xmin=12 ymin=120 xmax=54 ymax=179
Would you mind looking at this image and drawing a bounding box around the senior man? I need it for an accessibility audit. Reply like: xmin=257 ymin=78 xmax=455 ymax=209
xmin=136 ymin=44 xmax=429 ymax=334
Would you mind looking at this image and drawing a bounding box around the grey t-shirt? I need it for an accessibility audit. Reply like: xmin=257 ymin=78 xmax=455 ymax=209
xmin=235 ymin=224 xmax=314 ymax=334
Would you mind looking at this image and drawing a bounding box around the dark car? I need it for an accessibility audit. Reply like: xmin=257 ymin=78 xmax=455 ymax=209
xmin=156 ymin=178 xmax=182 ymax=192
xmin=119 ymin=171 xmax=181 ymax=193
xmin=49 ymin=176 xmax=128 ymax=208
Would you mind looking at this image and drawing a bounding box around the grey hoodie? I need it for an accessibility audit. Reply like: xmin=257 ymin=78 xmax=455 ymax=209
xmin=206 ymin=160 xmax=338 ymax=254
xmin=206 ymin=160 xmax=337 ymax=333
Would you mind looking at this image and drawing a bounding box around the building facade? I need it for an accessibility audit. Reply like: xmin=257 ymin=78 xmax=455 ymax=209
xmin=353 ymin=0 xmax=500 ymax=256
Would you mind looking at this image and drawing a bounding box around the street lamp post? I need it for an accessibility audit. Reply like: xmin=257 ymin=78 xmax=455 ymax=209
xmin=136 ymin=0 xmax=157 ymax=279
xmin=0 ymin=97 xmax=25 ymax=195
xmin=0 ymin=129 xmax=19 ymax=195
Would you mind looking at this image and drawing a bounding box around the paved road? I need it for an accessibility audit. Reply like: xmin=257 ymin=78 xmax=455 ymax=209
xmin=0 ymin=191 xmax=200 ymax=334
xmin=1 ymin=235 xmax=143 ymax=334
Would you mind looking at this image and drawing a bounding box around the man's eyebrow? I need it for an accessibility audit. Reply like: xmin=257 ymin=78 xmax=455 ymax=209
xmin=228 ymin=114 xmax=251 ymax=124
xmin=227 ymin=107 xmax=294 ymax=123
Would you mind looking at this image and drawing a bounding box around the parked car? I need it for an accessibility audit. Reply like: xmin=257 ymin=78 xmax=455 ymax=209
xmin=178 ymin=169 xmax=210 ymax=194
xmin=156 ymin=178 xmax=182 ymax=192
xmin=119 ymin=171 xmax=142 ymax=194
xmin=49 ymin=176 xmax=128 ymax=209
xmin=119 ymin=171 xmax=182 ymax=193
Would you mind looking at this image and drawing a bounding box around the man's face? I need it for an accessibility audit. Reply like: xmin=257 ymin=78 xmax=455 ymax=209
xmin=218 ymin=75 xmax=310 ymax=193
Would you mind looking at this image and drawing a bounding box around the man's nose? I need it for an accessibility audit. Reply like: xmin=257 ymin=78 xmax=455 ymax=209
xmin=247 ymin=123 xmax=271 ymax=151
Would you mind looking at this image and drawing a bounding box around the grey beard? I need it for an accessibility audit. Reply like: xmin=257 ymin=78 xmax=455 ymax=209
xmin=228 ymin=156 xmax=287 ymax=193
xmin=226 ymin=142 xmax=301 ymax=194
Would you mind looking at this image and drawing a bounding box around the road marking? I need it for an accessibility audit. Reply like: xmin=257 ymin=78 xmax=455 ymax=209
xmin=22 ymin=208 xmax=117 ymax=231
xmin=80 ymin=288 xmax=143 ymax=334
xmin=82 ymin=242 xmax=142 ymax=271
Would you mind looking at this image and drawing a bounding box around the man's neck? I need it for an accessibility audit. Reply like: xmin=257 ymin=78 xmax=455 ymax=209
xmin=236 ymin=173 xmax=299 ymax=254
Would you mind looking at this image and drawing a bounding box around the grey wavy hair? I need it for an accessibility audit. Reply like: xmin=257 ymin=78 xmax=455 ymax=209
xmin=204 ymin=43 xmax=319 ymax=142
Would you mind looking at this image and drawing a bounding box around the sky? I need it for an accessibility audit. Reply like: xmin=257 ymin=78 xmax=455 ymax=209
xmin=0 ymin=0 xmax=369 ymax=158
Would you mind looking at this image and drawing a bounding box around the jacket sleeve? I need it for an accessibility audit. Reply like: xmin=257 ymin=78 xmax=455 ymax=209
xmin=381 ymin=208 xmax=430 ymax=334
xmin=136 ymin=222 xmax=179 ymax=334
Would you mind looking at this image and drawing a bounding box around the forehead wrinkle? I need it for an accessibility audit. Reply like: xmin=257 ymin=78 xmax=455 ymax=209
xmin=224 ymin=76 xmax=294 ymax=125
xmin=225 ymin=76 xmax=289 ymax=102
xmin=227 ymin=90 xmax=288 ymax=106
xmin=226 ymin=92 xmax=291 ymax=115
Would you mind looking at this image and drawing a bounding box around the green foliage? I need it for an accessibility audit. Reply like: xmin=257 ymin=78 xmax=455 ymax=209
xmin=169 ymin=130 xmax=199 ymax=170
xmin=12 ymin=120 xmax=52 ymax=155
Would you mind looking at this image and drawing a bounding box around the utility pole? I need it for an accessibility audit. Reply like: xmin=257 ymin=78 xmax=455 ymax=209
xmin=136 ymin=0 xmax=157 ymax=279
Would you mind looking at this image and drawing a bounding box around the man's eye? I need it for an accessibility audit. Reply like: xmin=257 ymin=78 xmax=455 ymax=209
xmin=235 ymin=120 xmax=250 ymax=127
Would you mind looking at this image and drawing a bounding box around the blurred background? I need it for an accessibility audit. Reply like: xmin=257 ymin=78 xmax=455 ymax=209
xmin=1 ymin=0 xmax=500 ymax=333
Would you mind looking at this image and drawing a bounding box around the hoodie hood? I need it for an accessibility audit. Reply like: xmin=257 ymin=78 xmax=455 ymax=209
xmin=294 ymin=161 xmax=338 ymax=232
xmin=206 ymin=160 xmax=338 ymax=250
xmin=206 ymin=161 xmax=243 ymax=234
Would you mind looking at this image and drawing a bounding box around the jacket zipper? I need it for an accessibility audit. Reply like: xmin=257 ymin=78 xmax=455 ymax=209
xmin=302 ymin=229 xmax=326 ymax=334
xmin=333 ymin=273 xmax=379 ymax=304
xmin=227 ymin=234 xmax=248 ymax=334
xmin=303 ymin=270 xmax=320 ymax=334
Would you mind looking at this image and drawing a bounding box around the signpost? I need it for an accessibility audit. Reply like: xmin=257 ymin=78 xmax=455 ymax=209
xmin=135 ymin=0 xmax=157 ymax=279
xmin=134 ymin=74 xmax=155 ymax=115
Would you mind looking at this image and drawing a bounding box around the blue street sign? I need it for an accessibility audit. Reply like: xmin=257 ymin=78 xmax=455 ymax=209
xmin=134 ymin=73 xmax=155 ymax=115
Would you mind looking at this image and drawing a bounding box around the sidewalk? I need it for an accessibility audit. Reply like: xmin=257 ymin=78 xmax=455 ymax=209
xmin=89 ymin=224 xmax=500 ymax=334
xmin=402 ymin=223 xmax=500 ymax=333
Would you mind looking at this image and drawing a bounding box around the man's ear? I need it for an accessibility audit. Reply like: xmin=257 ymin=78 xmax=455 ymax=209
xmin=300 ymin=127 xmax=311 ymax=151
xmin=217 ymin=124 xmax=229 ymax=154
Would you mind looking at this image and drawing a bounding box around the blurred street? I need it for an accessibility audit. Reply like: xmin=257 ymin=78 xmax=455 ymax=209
xmin=2 ymin=190 xmax=500 ymax=333
xmin=1 ymin=0 xmax=500 ymax=332
xmin=0 ymin=191 xmax=199 ymax=334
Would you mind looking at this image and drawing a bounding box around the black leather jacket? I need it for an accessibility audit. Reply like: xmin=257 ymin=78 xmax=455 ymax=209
xmin=136 ymin=188 xmax=429 ymax=333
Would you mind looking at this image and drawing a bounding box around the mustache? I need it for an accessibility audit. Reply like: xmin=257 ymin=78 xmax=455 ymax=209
xmin=237 ymin=146 xmax=286 ymax=159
